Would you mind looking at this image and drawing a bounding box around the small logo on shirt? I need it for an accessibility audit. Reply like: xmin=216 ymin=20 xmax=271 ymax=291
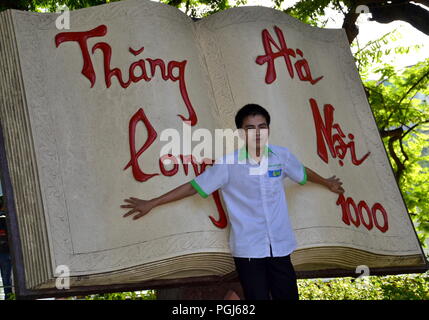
xmin=268 ymin=169 xmax=282 ymax=177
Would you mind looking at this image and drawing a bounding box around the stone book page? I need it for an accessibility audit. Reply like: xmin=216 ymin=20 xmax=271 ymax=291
xmin=9 ymin=0 xmax=234 ymax=280
xmin=195 ymin=7 xmax=425 ymax=267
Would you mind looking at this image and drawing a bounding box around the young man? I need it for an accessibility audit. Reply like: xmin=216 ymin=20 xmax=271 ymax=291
xmin=121 ymin=104 xmax=344 ymax=300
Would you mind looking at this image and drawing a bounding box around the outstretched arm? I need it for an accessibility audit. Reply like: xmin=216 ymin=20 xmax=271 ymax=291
xmin=305 ymin=166 xmax=345 ymax=194
xmin=121 ymin=182 xmax=197 ymax=220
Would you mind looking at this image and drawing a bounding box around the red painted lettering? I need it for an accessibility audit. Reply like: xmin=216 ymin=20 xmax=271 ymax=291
xmin=123 ymin=107 xmax=227 ymax=228
xmin=92 ymin=42 xmax=132 ymax=88
xmin=55 ymin=25 xmax=107 ymax=87
xmin=256 ymin=26 xmax=323 ymax=85
xmin=55 ymin=25 xmax=197 ymax=126
xmin=336 ymin=194 xmax=388 ymax=233
xmin=124 ymin=108 xmax=159 ymax=182
xmin=310 ymin=98 xmax=370 ymax=166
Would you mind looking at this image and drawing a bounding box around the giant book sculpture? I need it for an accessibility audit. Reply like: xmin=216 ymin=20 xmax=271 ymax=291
xmin=0 ymin=0 xmax=426 ymax=298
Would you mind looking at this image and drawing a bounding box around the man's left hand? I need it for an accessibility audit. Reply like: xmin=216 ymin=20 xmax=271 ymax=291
xmin=326 ymin=175 xmax=344 ymax=194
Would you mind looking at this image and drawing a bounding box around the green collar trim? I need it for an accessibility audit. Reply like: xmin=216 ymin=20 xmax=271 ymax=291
xmin=238 ymin=145 xmax=274 ymax=161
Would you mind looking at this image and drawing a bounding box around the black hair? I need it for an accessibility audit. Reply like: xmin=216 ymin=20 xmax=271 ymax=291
xmin=235 ymin=104 xmax=271 ymax=129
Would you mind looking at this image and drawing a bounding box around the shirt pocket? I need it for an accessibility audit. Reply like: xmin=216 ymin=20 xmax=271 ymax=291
xmin=266 ymin=167 xmax=283 ymax=195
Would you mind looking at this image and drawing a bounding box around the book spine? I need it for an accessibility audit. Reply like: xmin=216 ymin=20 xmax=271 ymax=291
xmin=193 ymin=23 xmax=237 ymax=130
xmin=0 ymin=9 xmax=52 ymax=291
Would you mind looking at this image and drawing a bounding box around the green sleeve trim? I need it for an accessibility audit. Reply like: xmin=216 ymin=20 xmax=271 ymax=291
xmin=299 ymin=166 xmax=307 ymax=185
xmin=190 ymin=179 xmax=209 ymax=198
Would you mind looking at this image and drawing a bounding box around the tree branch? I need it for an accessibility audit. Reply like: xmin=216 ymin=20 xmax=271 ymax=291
xmin=380 ymin=126 xmax=403 ymax=138
xmin=387 ymin=131 xmax=406 ymax=182
xmin=399 ymin=135 xmax=409 ymax=162
xmin=342 ymin=1 xmax=360 ymax=44
xmin=368 ymin=2 xmax=429 ymax=36
xmin=409 ymin=0 xmax=429 ymax=8
xmin=398 ymin=68 xmax=429 ymax=107
xmin=402 ymin=120 xmax=429 ymax=138
xmin=381 ymin=68 xmax=429 ymax=128
xmin=383 ymin=118 xmax=429 ymax=182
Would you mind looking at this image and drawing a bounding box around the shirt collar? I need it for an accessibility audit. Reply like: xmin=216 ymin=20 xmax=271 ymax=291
xmin=238 ymin=144 xmax=274 ymax=161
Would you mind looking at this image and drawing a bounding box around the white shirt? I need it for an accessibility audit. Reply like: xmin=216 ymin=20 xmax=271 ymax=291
xmin=190 ymin=144 xmax=307 ymax=258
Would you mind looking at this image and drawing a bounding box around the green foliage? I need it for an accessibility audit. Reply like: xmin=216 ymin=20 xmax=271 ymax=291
xmin=282 ymin=0 xmax=333 ymax=27
xmin=84 ymin=290 xmax=156 ymax=300
xmin=349 ymin=26 xmax=429 ymax=245
xmin=352 ymin=30 xmax=423 ymax=81
xmin=280 ymin=0 xmax=353 ymax=28
xmin=298 ymin=273 xmax=429 ymax=300
xmin=360 ymin=51 xmax=429 ymax=244
xmin=79 ymin=274 xmax=429 ymax=300
xmin=2 ymin=292 xmax=15 ymax=300
xmin=160 ymin=0 xmax=238 ymax=18
xmin=0 ymin=0 xmax=239 ymax=16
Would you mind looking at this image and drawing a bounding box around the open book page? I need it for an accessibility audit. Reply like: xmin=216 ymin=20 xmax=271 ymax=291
xmin=195 ymin=7 xmax=424 ymax=264
xmin=11 ymin=0 xmax=231 ymax=277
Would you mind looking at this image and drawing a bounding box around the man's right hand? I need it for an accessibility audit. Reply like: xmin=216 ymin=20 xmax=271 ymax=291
xmin=120 ymin=181 xmax=197 ymax=221
xmin=121 ymin=197 xmax=155 ymax=220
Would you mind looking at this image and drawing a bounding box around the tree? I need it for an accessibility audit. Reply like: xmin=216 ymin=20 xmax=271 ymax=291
xmin=352 ymin=31 xmax=429 ymax=244
xmin=279 ymin=0 xmax=429 ymax=44
xmin=298 ymin=273 xmax=429 ymax=300
xmin=2 ymin=0 xmax=429 ymax=42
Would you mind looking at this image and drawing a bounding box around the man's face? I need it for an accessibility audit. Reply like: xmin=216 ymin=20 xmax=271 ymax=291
xmin=240 ymin=114 xmax=270 ymax=150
